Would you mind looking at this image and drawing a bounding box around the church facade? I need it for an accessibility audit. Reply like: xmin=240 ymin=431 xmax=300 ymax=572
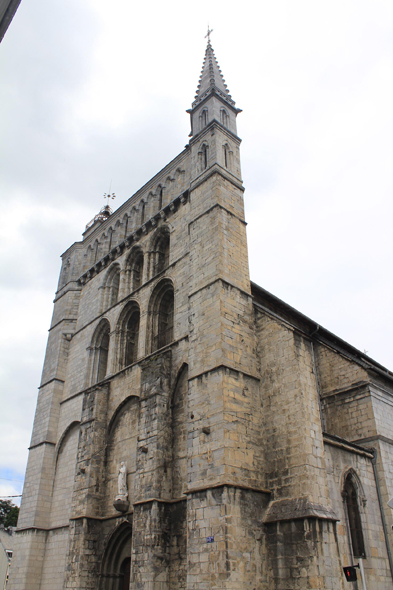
xmin=10 ymin=41 xmax=393 ymax=590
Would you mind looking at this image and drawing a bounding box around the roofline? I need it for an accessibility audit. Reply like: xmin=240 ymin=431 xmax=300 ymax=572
xmin=61 ymin=146 xmax=190 ymax=257
xmin=251 ymin=280 xmax=393 ymax=383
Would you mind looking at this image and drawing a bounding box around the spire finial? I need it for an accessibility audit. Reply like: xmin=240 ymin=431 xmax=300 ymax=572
xmin=205 ymin=25 xmax=213 ymax=44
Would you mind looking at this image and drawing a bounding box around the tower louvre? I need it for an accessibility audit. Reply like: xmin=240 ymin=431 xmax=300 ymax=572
xmin=9 ymin=40 xmax=393 ymax=590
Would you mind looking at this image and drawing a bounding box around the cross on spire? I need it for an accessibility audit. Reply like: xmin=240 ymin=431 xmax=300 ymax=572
xmin=205 ymin=26 xmax=213 ymax=44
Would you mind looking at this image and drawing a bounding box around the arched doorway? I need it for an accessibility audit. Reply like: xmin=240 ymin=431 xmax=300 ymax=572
xmin=100 ymin=522 xmax=132 ymax=590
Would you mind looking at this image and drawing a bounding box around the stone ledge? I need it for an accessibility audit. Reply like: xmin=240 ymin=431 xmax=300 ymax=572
xmin=263 ymin=496 xmax=338 ymax=523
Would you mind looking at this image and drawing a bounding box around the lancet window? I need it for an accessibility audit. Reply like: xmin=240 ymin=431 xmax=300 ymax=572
xmin=343 ymin=472 xmax=366 ymax=558
xmin=140 ymin=201 xmax=146 ymax=225
xmin=200 ymin=108 xmax=208 ymax=128
xmin=200 ymin=143 xmax=208 ymax=170
xmin=221 ymin=108 xmax=228 ymax=127
xmin=90 ymin=320 xmax=110 ymax=384
xmin=103 ymin=264 xmax=121 ymax=309
xmin=126 ymin=247 xmax=144 ymax=292
xmin=118 ymin=302 xmax=140 ymax=369
xmin=149 ymin=279 xmax=174 ymax=353
xmin=151 ymin=227 xmax=170 ymax=277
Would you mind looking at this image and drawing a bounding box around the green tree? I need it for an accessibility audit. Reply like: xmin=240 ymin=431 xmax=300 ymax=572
xmin=0 ymin=500 xmax=19 ymax=527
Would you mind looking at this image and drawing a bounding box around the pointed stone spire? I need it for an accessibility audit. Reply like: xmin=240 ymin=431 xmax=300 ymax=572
xmin=192 ymin=40 xmax=236 ymax=109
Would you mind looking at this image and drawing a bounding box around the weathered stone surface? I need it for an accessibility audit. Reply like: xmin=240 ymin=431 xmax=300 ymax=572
xmin=9 ymin=41 xmax=393 ymax=590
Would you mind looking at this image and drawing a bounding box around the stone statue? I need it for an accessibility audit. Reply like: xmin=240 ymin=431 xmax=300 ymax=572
xmin=117 ymin=461 xmax=128 ymax=498
xmin=114 ymin=461 xmax=129 ymax=513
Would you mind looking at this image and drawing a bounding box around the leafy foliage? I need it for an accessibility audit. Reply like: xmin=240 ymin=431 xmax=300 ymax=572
xmin=0 ymin=500 xmax=19 ymax=527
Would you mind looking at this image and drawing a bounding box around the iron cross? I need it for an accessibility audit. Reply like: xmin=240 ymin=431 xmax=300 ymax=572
xmin=205 ymin=26 xmax=213 ymax=43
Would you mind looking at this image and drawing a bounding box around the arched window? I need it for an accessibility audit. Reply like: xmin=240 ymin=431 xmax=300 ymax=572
xmin=343 ymin=472 xmax=366 ymax=558
xmin=110 ymin=271 xmax=120 ymax=306
xmin=148 ymin=279 xmax=175 ymax=353
xmin=91 ymin=320 xmax=111 ymax=384
xmin=107 ymin=227 xmax=114 ymax=252
xmin=157 ymin=288 xmax=174 ymax=349
xmin=158 ymin=186 xmax=163 ymax=211
xmin=122 ymin=214 xmax=129 ymax=239
xmin=201 ymin=109 xmax=208 ymax=128
xmin=117 ymin=302 xmax=140 ymax=369
xmin=94 ymin=239 xmax=99 ymax=263
xmin=221 ymin=109 xmax=228 ymax=127
xmin=202 ymin=144 xmax=208 ymax=170
xmin=103 ymin=264 xmax=121 ymax=309
xmin=140 ymin=201 xmax=146 ymax=225
xmin=126 ymin=247 xmax=144 ymax=292
xmin=151 ymin=227 xmax=170 ymax=277
xmin=224 ymin=144 xmax=228 ymax=168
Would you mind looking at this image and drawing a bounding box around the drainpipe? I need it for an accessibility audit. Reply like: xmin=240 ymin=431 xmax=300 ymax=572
xmin=371 ymin=447 xmax=393 ymax=580
xmin=309 ymin=325 xmax=326 ymax=431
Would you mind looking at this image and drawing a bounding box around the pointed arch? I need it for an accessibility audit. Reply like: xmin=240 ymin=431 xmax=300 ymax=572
xmin=130 ymin=206 xmax=138 ymax=230
xmin=122 ymin=213 xmax=130 ymax=239
xmin=93 ymin=238 xmax=100 ymax=263
xmin=107 ymin=227 xmax=114 ymax=252
xmin=104 ymin=396 xmax=139 ymax=514
xmin=99 ymin=521 xmax=133 ymax=590
xmin=50 ymin=422 xmax=81 ymax=528
xmin=200 ymin=108 xmax=208 ymax=129
xmin=103 ymin=263 xmax=121 ymax=310
xmin=116 ymin=301 xmax=141 ymax=370
xmin=140 ymin=200 xmax=146 ymax=226
xmin=54 ymin=421 xmax=81 ymax=468
xmin=222 ymin=142 xmax=233 ymax=170
xmin=342 ymin=469 xmax=366 ymax=558
xmin=85 ymin=244 xmax=94 ymax=270
xmin=107 ymin=395 xmax=140 ymax=436
xmin=98 ymin=232 xmax=107 ymax=259
xmin=150 ymin=225 xmax=170 ymax=278
xmin=220 ymin=108 xmax=229 ymax=127
xmin=198 ymin=142 xmax=209 ymax=172
xmin=126 ymin=246 xmax=144 ymax=292
xmin=147 ymin=278 xmax=175 ymax=353
xmin=112 ymin=219 xmax=122 ymax=248
xmin=89 ymin=319 xmax=111 ymax=384
xmin=157 ymin=184 xmax=164 ymax=211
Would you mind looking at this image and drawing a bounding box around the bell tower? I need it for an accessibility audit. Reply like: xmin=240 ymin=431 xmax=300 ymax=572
xmin=184 ymin=38 xmax=267 ymax=590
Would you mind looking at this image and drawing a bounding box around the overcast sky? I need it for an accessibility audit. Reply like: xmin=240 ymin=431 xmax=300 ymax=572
xmin=1 ymin=0 xmax=393 ymax=503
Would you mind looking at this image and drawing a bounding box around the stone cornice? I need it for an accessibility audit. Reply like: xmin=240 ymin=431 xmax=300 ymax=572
xmin=77 ymin=191 xmax=189 ymax=287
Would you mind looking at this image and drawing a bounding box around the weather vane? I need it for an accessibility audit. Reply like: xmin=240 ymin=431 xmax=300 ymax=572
xmin=205 ymin=26 xmax=213 ymax=43
xmin=103 ymin=180 xmax=116 ymax=206
xmin=103 ymin=192 xmax=116 ymax=206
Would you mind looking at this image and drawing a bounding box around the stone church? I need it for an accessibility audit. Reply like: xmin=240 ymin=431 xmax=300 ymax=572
xmin=10 ymin=40 xmax=393 ymax=590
